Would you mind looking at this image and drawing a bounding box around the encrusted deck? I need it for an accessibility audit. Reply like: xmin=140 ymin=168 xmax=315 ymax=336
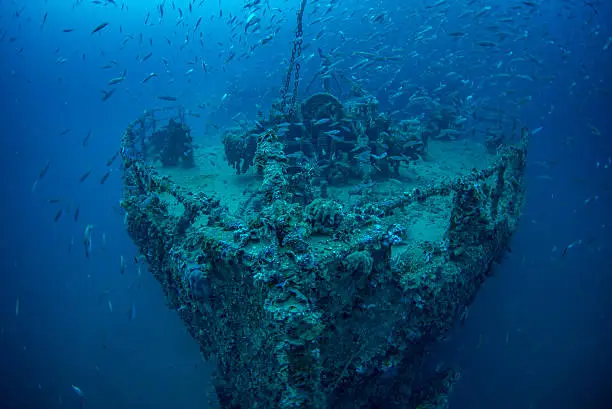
xmin=158 ymin=135 xmax=494 ymax=241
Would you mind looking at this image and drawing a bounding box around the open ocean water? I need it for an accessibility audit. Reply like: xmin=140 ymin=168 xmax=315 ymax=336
xmin=1 ymin=1 xmax=611 ymax=408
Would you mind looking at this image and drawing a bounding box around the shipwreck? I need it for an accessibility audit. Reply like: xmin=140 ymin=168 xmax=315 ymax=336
xmin=119 ymin=3 xmax=529 ymax=408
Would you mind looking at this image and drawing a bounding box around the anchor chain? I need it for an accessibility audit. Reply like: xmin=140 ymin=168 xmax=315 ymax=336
xmin=280 ymin=0 xmax=307 ymax=117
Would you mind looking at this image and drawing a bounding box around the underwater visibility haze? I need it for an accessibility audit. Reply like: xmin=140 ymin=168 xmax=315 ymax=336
xmin=1 ymin=0 xmax=611 ymax=408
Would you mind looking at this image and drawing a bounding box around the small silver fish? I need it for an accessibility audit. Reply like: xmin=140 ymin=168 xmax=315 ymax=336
xmin=313 ymin=118 xmax=331 ymax=126
xmin=108 ymin=72 xmax=126 ymax=85
xmin=141 ymin=72 xmax=158 ymax=83
xmin=84 ymin=224 xmax=94 ymax=258
xmin=129 ymin=302 xmax=136 ymax=321
xmin=71 ymin=384 xmax=85 ymax=397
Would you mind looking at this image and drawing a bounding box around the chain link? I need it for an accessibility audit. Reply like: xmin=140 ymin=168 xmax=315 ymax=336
xmin=281 ymin=0 xmax=307 ymax=115
xmin=280 ymin=43 xmax=297 ymax=107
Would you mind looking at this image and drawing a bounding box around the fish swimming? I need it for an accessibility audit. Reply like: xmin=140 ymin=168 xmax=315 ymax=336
xmin=140 ymin=52 xmax=153 ymax=63
xmin=108 ymin=70 xmax=126 ymax=85
xmin=129 ymin=302 xmax=136 ymax=321
xmin=91 ymin=22 xmax=109 ymax=34
xmin=142 ymin=72 xmax=158 ymax=83
xmin=83 ymin=224 xmax=94 ymax=258
xmin=71 ymin=384 xmax=85 ymax=398
xmin=39 ymin=161 xmax=51 ymax=179
xmin=82 ymin=129 xmax=91 ymax=147
xmin=101 ymin=89 xmax=115 ymax=101
xmin=100 ymin=171 xmax=111 ymax=184
xmin=194 ymin=16 xmax=203 ymax=33
xmin=105 ymin=151 xmax=119 ymax=166
xmin=79 ymin=168 xmax=93 ymax=183
xmin=313 ymin=118 xmax=332 ymax=126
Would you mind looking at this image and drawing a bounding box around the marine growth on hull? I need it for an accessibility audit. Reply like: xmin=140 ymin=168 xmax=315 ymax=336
xmin=120 ymin=87 xmax=528 ymax=409
xmin=119 ymin=4 xmax=529 ymax=408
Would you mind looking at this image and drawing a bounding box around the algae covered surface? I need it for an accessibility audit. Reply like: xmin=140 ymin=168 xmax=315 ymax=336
xmin=119 ymin=88 xmax=527 ymax=409
xmin=118 ymin=6 xmax=525 ymax=409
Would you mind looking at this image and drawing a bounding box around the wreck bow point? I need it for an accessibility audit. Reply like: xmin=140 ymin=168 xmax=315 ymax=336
xmin=119 ymin=88 xmax=529 ymax=409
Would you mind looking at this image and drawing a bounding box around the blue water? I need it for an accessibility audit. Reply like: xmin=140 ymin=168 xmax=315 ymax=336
xmin=1 ymin=1 xmax=611 ymax=408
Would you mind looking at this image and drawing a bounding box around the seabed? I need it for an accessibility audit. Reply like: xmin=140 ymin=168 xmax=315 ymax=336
xmin=120 ymin=93 xmax=528 ymax=409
